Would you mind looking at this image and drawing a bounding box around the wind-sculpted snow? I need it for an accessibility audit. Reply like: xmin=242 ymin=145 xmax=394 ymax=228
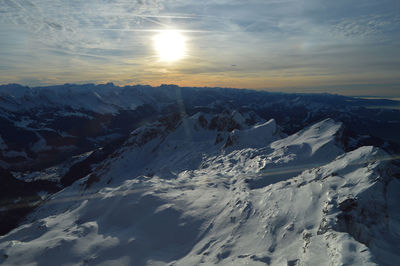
xmin=0 ymin=115 xmax=399 ymax=265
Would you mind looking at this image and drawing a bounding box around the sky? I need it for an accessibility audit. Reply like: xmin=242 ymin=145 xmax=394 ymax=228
xmin=1 ymin=0 xmax=400 ymax=96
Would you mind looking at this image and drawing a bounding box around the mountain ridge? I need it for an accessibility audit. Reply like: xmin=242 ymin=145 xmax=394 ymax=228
xmin=1 ymin=111 xmax=399 ymax=265
xmin=0 ymin=84 xmax=399 ymax=265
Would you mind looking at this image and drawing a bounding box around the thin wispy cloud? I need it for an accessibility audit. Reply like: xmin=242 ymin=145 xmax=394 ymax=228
xmin=0 ymin=0 xmax=399 ymax=95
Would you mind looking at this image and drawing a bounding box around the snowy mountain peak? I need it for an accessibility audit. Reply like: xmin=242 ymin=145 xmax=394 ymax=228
xmin=271 ymin=118 xmax=344 ymax=157
xmin=1 ymin=117 xmax=398 ymax=265
xmin=224 ymin=118 xmax=283 ymax=149
xmin=0 ymin=85 xmax=399 ymax=266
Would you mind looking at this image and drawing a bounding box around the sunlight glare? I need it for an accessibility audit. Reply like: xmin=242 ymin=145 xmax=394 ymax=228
xmin=154 ymin=30 xmax=185 ymax=62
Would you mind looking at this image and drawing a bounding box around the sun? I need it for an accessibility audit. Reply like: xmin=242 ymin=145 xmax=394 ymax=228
xmin=154 ymin=30 xmax=186 ymax=62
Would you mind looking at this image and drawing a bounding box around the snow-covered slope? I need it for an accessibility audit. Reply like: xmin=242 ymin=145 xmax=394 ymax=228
xmin=0 ymin=115 xmax=399 ymax=265
xmin=1 ymin=83 xmax=399 ymax=173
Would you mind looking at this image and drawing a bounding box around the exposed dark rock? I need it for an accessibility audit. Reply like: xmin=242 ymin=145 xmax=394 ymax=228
xmin=0 ymin=167 xmax=59 ymax=236
xmin=223 ymin=136 xmax=234 ymax=148
xmin=215 ymin=133 xmax=224 ymax=145
xmin=61 ymin=137 xmax=126 ymax=187
xmin=250 ymin=255 xmax=271 ymax=264
xmin=84 ymin=174 xmax=100 ymax=190
xmin=198 ymin=115 xmax=208 ymax=128
xmin=209 ymin=115 xmax=241 ymax=132
xmin=338 ymin=198 xmax=358 ymax=212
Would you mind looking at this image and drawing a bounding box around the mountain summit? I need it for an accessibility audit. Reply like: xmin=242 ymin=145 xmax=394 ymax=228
xmin=0 ymin=84 xmax=399 ymax=265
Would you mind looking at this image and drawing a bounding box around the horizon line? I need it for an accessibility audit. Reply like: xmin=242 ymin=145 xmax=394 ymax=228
xmin=2 ymin=82 xmax=400 ymax=100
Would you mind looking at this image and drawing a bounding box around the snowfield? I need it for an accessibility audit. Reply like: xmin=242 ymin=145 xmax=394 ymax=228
xmin=0 ymin=113 xmax=399 ymax=266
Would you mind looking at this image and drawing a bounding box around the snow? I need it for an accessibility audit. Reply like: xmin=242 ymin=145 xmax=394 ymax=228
xmin=2 ymin=150 xmax=28 ymax=159
xmin=227 ymin=119 xmax=284 ymax=149
xmin=271 ymin=118 xmax=343 ymax=156
xmin=30 ymin=136 xmax=52 ymax=153
xmin=55 ymin=111 xmax=94 ymax=119
xmin=0 ymin=117 xmax=399 ymax=265
xmin=14 ymin=151 xmax=94 ymax=182
xmin=0 ymin=84 xmax=173 ymax=114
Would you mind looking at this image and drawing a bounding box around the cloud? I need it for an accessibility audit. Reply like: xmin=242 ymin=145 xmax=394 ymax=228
xmin=332 ymin=14 xmax=400 ymax=38
xmin=0 ymin=0 xmax=399 ymax=96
